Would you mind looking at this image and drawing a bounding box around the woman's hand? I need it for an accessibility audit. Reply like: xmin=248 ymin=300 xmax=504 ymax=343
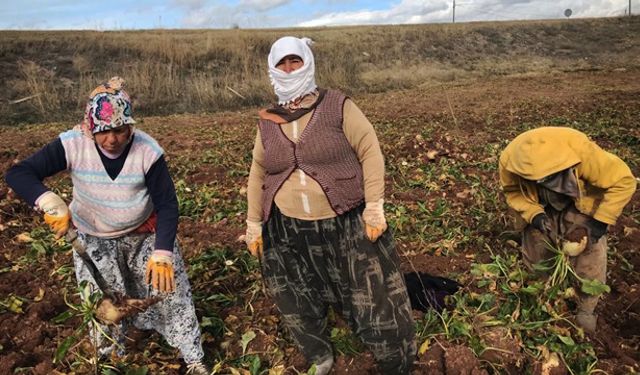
xmin=145 ymin=250 xmax=175 ymax=293
xmin=245 ymin=220 xmax=263 ymax=258
xmin=363 ymin=199 xmax=388 ymax=242
xmin=37 ymin=191 xmax=71 ymax=239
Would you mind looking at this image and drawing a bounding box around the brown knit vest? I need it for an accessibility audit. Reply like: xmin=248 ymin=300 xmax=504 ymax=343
xmin=259 ymin=90 xmax=365 ymax=221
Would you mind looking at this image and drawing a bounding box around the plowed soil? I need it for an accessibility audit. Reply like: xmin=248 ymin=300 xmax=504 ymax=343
xmin=1 ymin=68 xmax=639 ymax=374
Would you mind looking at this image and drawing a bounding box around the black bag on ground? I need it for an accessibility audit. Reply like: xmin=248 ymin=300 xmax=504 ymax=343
xmin=403 ymin=272 xmax=460 ymax=312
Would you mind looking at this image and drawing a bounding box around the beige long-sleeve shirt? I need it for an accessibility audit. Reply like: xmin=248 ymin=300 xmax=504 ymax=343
xmin=247 ymin=99 xmax=385 ymax=222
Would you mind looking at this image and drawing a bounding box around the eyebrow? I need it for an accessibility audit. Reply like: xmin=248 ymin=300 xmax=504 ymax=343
xmin=277 ymin=55 xmax=303 ymax=64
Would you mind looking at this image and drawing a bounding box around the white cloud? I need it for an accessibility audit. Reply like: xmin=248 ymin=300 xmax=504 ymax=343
xmin=298 ymin=0 xmax=627 ymax=27
xmin=177 ymin=0 xmax=291 ymax=28
xmin=170 ymin=0 xmax=206 ymax=11
xmin=299 ymin=0 xmax=450 ymax=27
xmin=239 ymin=0 xmax=290 ymax=12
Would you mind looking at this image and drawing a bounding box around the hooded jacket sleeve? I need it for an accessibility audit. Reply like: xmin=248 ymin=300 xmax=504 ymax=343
xmin=577 ymin=141 xmax=636 ymax=225
xmin=499 ymin=160 xmax=545 ymax=223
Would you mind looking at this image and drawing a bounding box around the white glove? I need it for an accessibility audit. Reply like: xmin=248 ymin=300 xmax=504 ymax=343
xmin=362 ymin=199 xmax=388 ymax=242
xmin=36 ymin=191 xmax=70 ymax=239
xmin=245 ymin=220 xmax=263 ymax=258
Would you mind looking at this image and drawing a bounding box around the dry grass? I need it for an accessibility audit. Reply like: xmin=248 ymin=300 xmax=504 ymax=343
xmin=1 ymin=16 xmax=639 ymax=124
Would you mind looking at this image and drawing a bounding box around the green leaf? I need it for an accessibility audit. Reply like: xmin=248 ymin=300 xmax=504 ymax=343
xmin=532 ymin=262 xmax=552 ymax=272
xmin=249 ymin=355 xmax=261 ymax=375
xmin=51 ymin=309 xmax=75 ymax=324
xmin=470 ymin=263 xmax=500 ymax=278
xmin=478 ymin=293 xmax=496 ymax=306
xmin=558 ymin=335 xmax=575 ymax=347
xmin=240 ymin=330 xmax=256 ymax=356
xmin=53 ymin=335 xmax=77 ymax=364
xmin=79 ymin=281 xmax=92 ymax=301
xmin=507 ymin=270 xmax=523 ymax=282
xmin=477 ymin=279 xmax=493 ymax=288
xmin=580 ymin=279 xmax=610 ymax=296
xmin=125 ymin=366 xmax=149 ymax=375
xmin=307 ymin=364 xmax=317 ymax=375
xmin=549 ymin=342 xmax=562 ymax=353
xmin=520 ymin=282 xmax=544 ymax=295
xmin=31 ymin=241 xmax=47 ymax=256
xmin=449 ymin=320 xmax=472 ymax=338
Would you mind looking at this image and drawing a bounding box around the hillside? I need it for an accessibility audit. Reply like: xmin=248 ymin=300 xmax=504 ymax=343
xmin=0 ymin=16 xmax=639 ymax=124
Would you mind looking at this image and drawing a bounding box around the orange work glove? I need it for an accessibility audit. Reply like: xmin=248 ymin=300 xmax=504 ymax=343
xmin=244 ymin=220 xmax=263 ymax=258
xmin=362 ymin=199 xmax=388 ymax=242
xmin=37 ymin=191 xmax=71 ymax=239
xmin=145 ymin=250 xmax=175 ymax=293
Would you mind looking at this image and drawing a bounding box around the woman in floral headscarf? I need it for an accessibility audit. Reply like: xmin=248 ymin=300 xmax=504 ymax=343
xmin=244 ymin=37 xmax=416 ymax=374
xmin=5 ymin=78 xmax=209 ymax=375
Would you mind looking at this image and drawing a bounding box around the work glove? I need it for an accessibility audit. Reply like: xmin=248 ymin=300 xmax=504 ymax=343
xmin=145 ymin=250 xmax=175 ymax=293
xmin=362 ymin=199 xmax=388 ymax=242
xmin=585 ymin=217 xmax=608 ymax=245
xmin=245 ymin=220 xmax=263 ymax=258
xmin=531 ymin=213 xmax=552 ymax=237
xmin=36 ymin=191 xmax=71 ymax=239
xmin=532 ymin=212 xmax=560 ymax=246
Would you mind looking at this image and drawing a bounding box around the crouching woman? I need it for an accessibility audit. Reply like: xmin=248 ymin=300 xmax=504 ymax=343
xmin=499 ymin=126 xmax=636 ymax=333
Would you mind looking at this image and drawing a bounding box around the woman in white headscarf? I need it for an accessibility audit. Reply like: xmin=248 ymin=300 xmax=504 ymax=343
xmin=244 ymin=36 xmax=416 ymax=375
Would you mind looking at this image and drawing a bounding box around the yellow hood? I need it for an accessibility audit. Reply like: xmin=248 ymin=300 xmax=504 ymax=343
xmin=499 ymin=127 xmax=585 ymax=181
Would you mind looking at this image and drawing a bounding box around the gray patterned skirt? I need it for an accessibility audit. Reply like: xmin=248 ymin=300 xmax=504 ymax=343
xmin=262 ymin=205 xmax=416 ymax=374
xmin=72 ymin=232 xmax=204 ymax=364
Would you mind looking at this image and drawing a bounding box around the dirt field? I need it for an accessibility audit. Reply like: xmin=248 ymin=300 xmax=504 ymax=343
xmin=0 ymin=68 xmax=639 ymax=374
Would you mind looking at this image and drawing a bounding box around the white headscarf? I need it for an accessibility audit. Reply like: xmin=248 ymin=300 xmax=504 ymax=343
xmin=268 ymin=36 xmax=317 ymax=105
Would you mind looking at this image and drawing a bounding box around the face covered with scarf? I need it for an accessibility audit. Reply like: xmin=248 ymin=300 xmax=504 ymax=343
xmin=268 ymin=36 xmax=317 ymax=105
xmin=79 ymin=77 xmax=136 ymax=154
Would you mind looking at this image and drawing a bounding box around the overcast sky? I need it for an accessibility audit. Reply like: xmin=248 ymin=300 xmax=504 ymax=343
xmin=0 ymin=0 xmax=634 ymax=30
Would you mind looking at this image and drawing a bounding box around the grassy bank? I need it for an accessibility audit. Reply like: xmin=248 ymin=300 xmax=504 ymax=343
xmin=1 ymin=16 xmax=639 ymax=124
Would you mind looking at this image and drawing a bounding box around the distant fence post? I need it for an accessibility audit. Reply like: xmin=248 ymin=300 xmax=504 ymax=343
xmin=453 ymin=0 xmax=456 ymax=23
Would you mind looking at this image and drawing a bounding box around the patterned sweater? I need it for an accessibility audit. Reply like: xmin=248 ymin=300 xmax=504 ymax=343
xmin=5 ymin=130 xmax=178 ymax=250
xmin=60 ymin=129 xmax=163 ymax=237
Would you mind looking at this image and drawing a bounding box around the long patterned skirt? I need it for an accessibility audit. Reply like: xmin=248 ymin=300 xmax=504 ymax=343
xmin=262 ymin=205 xmax=416 ymax=374
xmin=72 ymin=232 xmax=204 ymax=364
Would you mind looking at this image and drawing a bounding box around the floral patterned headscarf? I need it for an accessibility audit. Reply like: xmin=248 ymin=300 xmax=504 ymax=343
xmin=79 ymin=77 xmax=135 ymax=138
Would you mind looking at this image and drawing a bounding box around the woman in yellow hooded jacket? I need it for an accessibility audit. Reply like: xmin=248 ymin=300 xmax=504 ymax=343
xmin=499 ymin=126 xmax=636 ymax=332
